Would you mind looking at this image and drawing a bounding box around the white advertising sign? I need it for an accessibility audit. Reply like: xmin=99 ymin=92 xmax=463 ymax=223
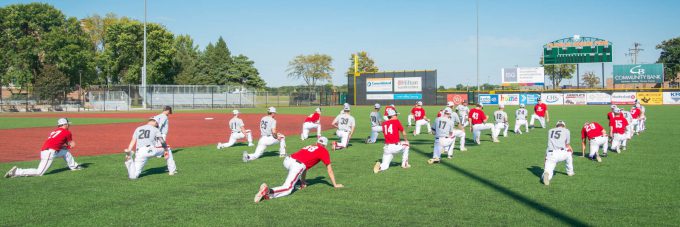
xmin=499 ymin=94 xmax=520 ymax=105
xmin=366 ymin=94 xmax=394 ymax=100
xmin=611 ymin=92 xmax=637 ymax=105
xmin=540 ymin=93 xmax=564 ymax=105
xmin=501 ymin=67 xmax=545 ymax=85
xmin=586 ymin=92 xmax=611 ymax=105
xmin=393 ymin=77 xmax=422 ymax=92
xmin=366 ymin=78 xmax=393 ymax=92
xmin=663 ymin=92 xmax=680 ymax=105
xmin=563 ymin=93 xmax=587 ymax=105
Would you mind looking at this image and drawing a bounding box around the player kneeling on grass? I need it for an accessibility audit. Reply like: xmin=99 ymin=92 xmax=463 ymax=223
xmin=331 ymin=105 xmax=356 ymax=150
xmin=254 ymin=137 xmax=343 ymax=203
xmin=373 ymin=108 xmax=410 ymax=173
xmin=429 ymin=109 xmax=466 ymax=164
xmin=217 ymin=110 xmax=254 ymax=149
xmin=514 ymin=104 xmax=529 ymax=134
xmin=5 ymin=118 xmax=82 ymax=178
xmin=124 ymin=118 xmax=177 ymax=179
xmin=620 ymin=107 xmax=634 ymax=150
xmin=243 ymin=107 xmax=287 ymax=162
xmin=301 ymin=107 xmax=322 ymax=140
xmin=541 ymin=120 xmax=574 ymax=186
xmin=366 ymin=103 xmax=383 ymax=144
xmin=581 ymin=121 xmax=607 ymax=162
xmin=411 ymin=101 xmax=432 ymax=136
xmin=609 ymin=108 xmax=629 ymax=154
xmin=469 ymin=103 xmax=499 ymax=144
xmin=492 ymin=104 xmax=509 ymax=138
xmin=530 ymin=98 xmax=549 ymax=129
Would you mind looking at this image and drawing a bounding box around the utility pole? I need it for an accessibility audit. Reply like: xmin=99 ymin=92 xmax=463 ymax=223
xmin=626 ymin=42 xmax=644 ymax=64
xmin=142 ymin=0 xmax=148 ymax=109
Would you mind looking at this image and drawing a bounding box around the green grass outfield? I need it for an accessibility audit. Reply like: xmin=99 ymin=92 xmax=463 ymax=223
xmin=1 ymin=105 xmax=679 ymax=226
xmin=0 ymin=117 xmax=141 ymax=129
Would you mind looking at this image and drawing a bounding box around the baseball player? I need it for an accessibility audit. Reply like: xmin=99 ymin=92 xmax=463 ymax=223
xmin=366 ymin=103 xmax=383 ymax=144
xmin=581 ymin=121 xmax=608 ymax=162
xmin=407 ymin=102 xmax=417 ymax=127
xmin=411 ymin=101 xmax=432 ymax=136
xmin=635 ymin=100 xmax=647 ymax=132
xmin=620 ymin=107 xmax=634 ymax=150
xmin=253 ymin=137 xmax=343 ymax=203
xmin=243 ymin=107 xmax=287 ymax=162
xmin=630 ymin=105 xmax=642 ymax=135
xmin=300 ymin=107 xmax=322 ymax=140
xmin=541 ymin=120 xmax=574 ymax=186
xmin=514 ymin=104 xmax=529 ymax=134
xmin=609 ymin=108 xmax=629 ymax=153
xmin=373 ymin=108 xmax=410 ymax=173
xmin=5 ymin=118 xmax=82 ymax=178
xmin=437 ymin=101 xmax=456 ymax=118
xmin=383 ymin=104 xmax=397 ymax=121
xmin=530 ymin=98 xmax=549 ymax=128
xmin=331 ymin=105 xmax=356 ymax=150
xmin=492 ymin=104 xmax=509 ymax=138
xmin=606 ymin=104 xmax=618 ymax=121
xmin=456 ymin=100 xmax=470 ymax=127
xmin=469 ymin=103 xmax=499 ymax=144
xmin=153 ymin=106 xmax=172 ymax=141
xmin=217 ymin=110 xmax=254 ymax=149
xmin=428 ymin=108 xmax=466 ymax=164
xmin=124 ymin=117 xmax=177 ymax=179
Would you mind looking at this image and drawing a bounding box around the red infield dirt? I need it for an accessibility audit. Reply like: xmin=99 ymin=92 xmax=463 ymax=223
xmin=0 ymin=113 xmax=333 ymax=163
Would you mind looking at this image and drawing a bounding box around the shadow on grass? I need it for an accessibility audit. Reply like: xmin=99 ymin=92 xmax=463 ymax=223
xmin=410 ymin=146 xmax=589 ymax=226
xmin=47 ymin=162 xmax=93 ymax=175
xmin=170 ymin=148 xmax=184 ymax=154
xmin=306 ymin=176 xmax=332 ymax=187
xmin=139 ymin=166 xmax=170 ymax=177
xmin=527 ymin=166 xmax=567 ymax=178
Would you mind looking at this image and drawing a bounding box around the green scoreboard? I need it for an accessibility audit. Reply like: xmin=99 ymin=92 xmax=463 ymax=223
xmin=543 ymin=36 xmax=612 ymax=64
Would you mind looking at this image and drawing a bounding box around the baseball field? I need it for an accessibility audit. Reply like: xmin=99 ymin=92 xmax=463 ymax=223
xmin=1 ymin=105 xmax=679 ymax=226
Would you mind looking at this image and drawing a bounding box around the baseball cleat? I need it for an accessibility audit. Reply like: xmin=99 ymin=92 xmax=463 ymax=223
xmin=447 ymin=155 xmax=453 ymax=159
xmin=493 ymin=138 xmax=500 ymax=143
xmin=427 ymin=158 xmax=440 ymax=164
xmin=567 ymin=173 xmax=575 ymax=177
xmin=401 ymin=162 xmax=411 ymax=169
xmin=373 ymin=162 xmax=381 ymax=173
xmin=601 ymin=153 xmax=608 ymax=158
xmin=5 ymin=166 xmax=17 ymax=178
xmin=365 ymin=136 xmax=371 ymax=144
xmin=622 ymin=146 xmax=627 ymax=151
xmin=242 ymin=151 xmax=249 ymax=163
xmin=279 ymin=154 xmax=286 ymax=158
xmin=169 ymin=170 xmax=177 ymax=176
xmin=248 ymin=143 xmax=254 ymax=147
xmin=475 ymin=139 xmax=481 ymax=145
xmin=542 ymin=172 xmax=550 ymax=186
xmin=254 ymin=183 xmax=269 ymax=203
xmin=596 ymin=156 xmax=602 ymax=162
xmin=71 ymin=166 xmax=83 ymax=171
xmin=216 ymin=143 xmax=222 ymax=149
xmin=460 ymin=147 xmax=467 ymax=151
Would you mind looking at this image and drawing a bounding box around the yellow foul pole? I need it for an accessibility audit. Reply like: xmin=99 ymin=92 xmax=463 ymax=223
xmin=353 ymin=54 xmax=359 ymax=105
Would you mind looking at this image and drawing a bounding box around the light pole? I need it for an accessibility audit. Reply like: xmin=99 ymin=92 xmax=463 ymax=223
xmin=476 ymin=0 xmax=480 ymax=92
xmin=142 ymin=0 xmax=148 ymax=109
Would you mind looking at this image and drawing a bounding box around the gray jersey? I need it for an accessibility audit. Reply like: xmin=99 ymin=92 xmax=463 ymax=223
xmin=456 ymin=105 xmax=469 ymax=117
xmin=547 ymin=127 xmax=570 ymax=151
xmin=494 ymin=110 xmax=508 ymax=124
xmin=133 ymin=124 xmax=163 ymax=150
xmin=259 ymin=116 xmax=277 ymax=137
xmin=516 ymin=108 xmax=528 ymax=120
xmin=434 ymin=117 xmax=455 ymax=137
xmin=229 ymin=117 xmax=244 ymax=132
xmin=450 ymin=112 xmax=461 ymax=126
xmin=369 ymin=111 xmax=382 ymax=127
xmin=334 ymin=113 xmax=355 ymax=131
xmin=153 ymin=114 xmax=169 ymax=135
xmin=621 ymin=110 xmax=633 ymax=122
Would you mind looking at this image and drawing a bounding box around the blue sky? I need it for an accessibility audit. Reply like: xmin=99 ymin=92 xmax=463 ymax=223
xmin=4 ymin=0 xmax=679 ymax=87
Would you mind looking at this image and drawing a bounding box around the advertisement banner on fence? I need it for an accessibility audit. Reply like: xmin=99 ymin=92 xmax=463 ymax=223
xmin=478 ymin=94 xmax=499 ymax=105
xmin=611 ymin=92 xmax=637 ymax=105
xmin=519 ymin=93 xmax=541 ymax=105
xmin=564 ymin=93 xmax=587 ymax=105
xmin=663 ymin=92 xmax=680 ymax=105
xmin=366 ymin=94 xmax=394 ymax=100
xmin=366 ymin=78 xmax=393 ymax=92
xmin=500 ymin=94 xmax=520 ymax=105
xmin=540 ymin=93 xmax=564 ymax=105
xmin=636 ymin=92 xmax=662 ymax=105
xmin=394 ymin=77 xmax=422 ymax=92
xmin=447 ymin=94 xmax=469 ymax=105
xmin=586 ymin=92 xmax=611 ymax=105
xmin=501 ymin=67 xmax=545 ymax=85
xmin=394 ymin=93 xmax=422 ymax=100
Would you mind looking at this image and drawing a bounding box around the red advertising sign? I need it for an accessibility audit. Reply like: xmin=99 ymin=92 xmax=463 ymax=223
xmin=447 ymin=94 xmax=468 ymax=105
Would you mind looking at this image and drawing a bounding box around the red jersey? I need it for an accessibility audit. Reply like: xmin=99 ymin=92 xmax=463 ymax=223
xmin=291 ymin=143 xmax=331 ymax=169
xmin=41 ymin=128 xmax=73 ymax=151
xmin=468 ymin=108 xmax=486 ymax=125
xmin=382 ymin=119 xmax=404 ymax=144
xmin=384 ymin=106 xmax=396 ymax=116
xmin=631 ymin=108 xmax=641 ymax=119
xmin=411 ymin=107 xmax=426 ymax=121
xmin=304 ymin=112 xmax=320 ymax=123
xmin=534 ymin=103 xmax=547 ymax=117
xmin=607 ymin=112 xmax=614 ymax=121
xmin=581 ymin=122 xmax=604 ymax=140
xmin=609 ymin=116 xmax=629 ymax=134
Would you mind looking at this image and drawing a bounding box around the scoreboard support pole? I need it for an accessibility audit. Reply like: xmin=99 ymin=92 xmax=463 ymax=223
xmin=353 ymin=54 xmax=359 ymax=105
xmin=576 ymin=64 xmax=580 ymax=89
xmin=601 ymin=62 xmax=605 ymax=88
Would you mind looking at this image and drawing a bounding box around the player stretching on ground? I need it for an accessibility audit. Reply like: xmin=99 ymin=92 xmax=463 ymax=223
xmin=456 ymin=100 xmax=470 ymax=127
xmin=428 ymin=109 xmax=466 ymax=164
xmin=253 ymin=137 xmax=343 ymax=203
xmin=373 ymin=108 xmax=410 ymax=173
xmin=493 ymin=104 xmax=509 ymax=138
xmin=301 ymin=108 xmax=322 ymax=140
xmin=243 ymin=107 xmax=287 ymax=162
xmin=411 ymin=101 xmax=432 ymax=136
xmin=620 ymin=107 xmax=634 ymax=150
xmin=581 ymin=121 xmax=607 ymax=162
xmin=5 ymin=118 xmax=82 ymax=178
xmin=514 ymin=104 xmax=529 ymax=134
xmin=469 ymin=103 xmax=498 ymax=144
xmin=217 ymin=110 xmax=254 ymax=149
xmin=530 ymin=98 xmax=549 ymax=128
xmin=124 ymin=117 xmax=177 ymax=179
xmin=541 ymin=120 xmax=574 ymax=186
xmin=609 ymin=108 xmax=629 ymax=153
xmin=153 ymin=106 xmax=172 ymax=141
xmin=407 ymin=102 xmax=417 ymax=127
xmin=331 ymin=105 xmax=356 ymax=150
xmin=383 ymin=104 xmax=397 ymax=121
xmin=366 ymin=103 xmax=383 ymax=144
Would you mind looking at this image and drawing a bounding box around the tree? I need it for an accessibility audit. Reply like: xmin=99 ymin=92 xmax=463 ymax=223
xmin=287 ymin=54 xmax=334 ymax=90
xmin=656 ymin=37 xmax=680 ymax=82
xmin=347 ymin=51 xmax=378 ymax=76
xmin=230 ymin=55 xmax=265 ymax=88
xmin=200 ymin=37 xmax=234 ymax=85
xmin=438 ymin=85 xmax=446 ymax=91
xmin=34 ymin=65 xmax=70 ymax=105
xmin=581 ymin=72 xmax=600 ymax=88
xmin=455 ymin=84 xmax=465 ymax=90
xmin=540 ymin=57 xmax=575 ymax=88
xmin=173 ymin=34 xmax=200 ymax=85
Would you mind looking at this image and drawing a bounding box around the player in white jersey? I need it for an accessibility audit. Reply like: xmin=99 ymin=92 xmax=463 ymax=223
xmin=514 ymin=104 xmax=529 ymax=134
xmin=217 ymin=110 xmax=254 ymax=149
xmin=635 ymin=101 xmax=647 ymax=132
xmin=124 ymin=118 xmax=177 ymax=179
xmin=243 ymin=107 xmax=287 ymax=162
xmin=153 ymin=106 xmax=172 ymax=141
xmin=456 ymin=100 xmax=470 ymax=127
xmin=331 ymin=105 xmax=356 ymax=150
xmin=620 ymin=108 xmax=634 ymax=150
xmin=541 ymin=120 xmax=574 ymax=186
xmin=366 ymin=103 xmax=383 ymax=144
xmin=428 ymin=109 xmax=466 ymax=164
xmin=492 ymin=104 xmax=509 ymax=138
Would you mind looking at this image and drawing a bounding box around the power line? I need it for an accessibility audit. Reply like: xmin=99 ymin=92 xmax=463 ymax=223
xmin=625 ymin=42 xmax=644 ymax=64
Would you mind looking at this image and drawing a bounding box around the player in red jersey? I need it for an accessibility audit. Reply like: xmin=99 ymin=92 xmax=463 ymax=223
xmin=468 ymin=103 xmax=498 ymax=144
xmin=606 ymin=105 xmax=617 ymax=121
xmin=373 ymin=108 xmax=410 ymax=173
xmin=411 ymin=101 xmax=432 ymax=135
xmin=581 ymin=121 xmax=608 ymax=162
xmin=300 ymin=107 xmax=322 ymax=140
xmin=407 ymin=102 xmax=418 ymax=127
xmin=5 ymin=118 xmax=82 ymax=178
xmin=254 ymin=137 xmax=343 ymax=203
xmin=630 ymin=104 xmax=643 ymax=135
xmin=383 ymin=104 xmax=397 ymax=121
xmin=609 ymin=108 xmax=629 ymax=153
xmin=530 ymin=98 xmax=550 ymax=128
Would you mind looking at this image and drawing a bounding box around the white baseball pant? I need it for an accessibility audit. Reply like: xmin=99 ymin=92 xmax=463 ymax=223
xmin=493 ymin=123 xmax=509 ymax=138
xmin=588 ymin=136 xmax=608 ymax=158
xmin=13 ymin=149 xmax=79 ymax=177
xmin=246 ymin=135 xmax=286 ymax=161
xmin=269 ymin=157 xmax=306 ymax=199
xmin=407 ymin=114 xmax=414 ymax=126
xmin=622 ymin=125 xmax=633 ymax=147
xmin=543 ymin=149 xmax=574 ymax=181
xmin=514 ymin=119 xmax=529 ymax=134
xmin=335 ymin=130 xmax=350 ymax=148
xmin=460 ymin=116 xmax=469 ymax=127
xmin=472 ymin=123 xmax=497 ymax=143
xmin=379 ymin=142 xmax=410 ymax=171
xmin=640 ymin=117 xmax=646 ymax=131
xmin=368 ymin=126 xmax=382 ymax=143
xmin=301 ymin=122 xmax=321 ymax=140
xmin=530 ymin=114 xmax=546 ymax=128
xmin=413 ymin=119 xmax=432 ymax=135
xmin=220 ymin=131 xmax=253 ymax=148
xmin=124 ymin=146 xmax=177 ymax=179
xmin=610 ymin=133 xmax=627 ymax=151
xmin=632 ymin=119 xmax=640 ymax=133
